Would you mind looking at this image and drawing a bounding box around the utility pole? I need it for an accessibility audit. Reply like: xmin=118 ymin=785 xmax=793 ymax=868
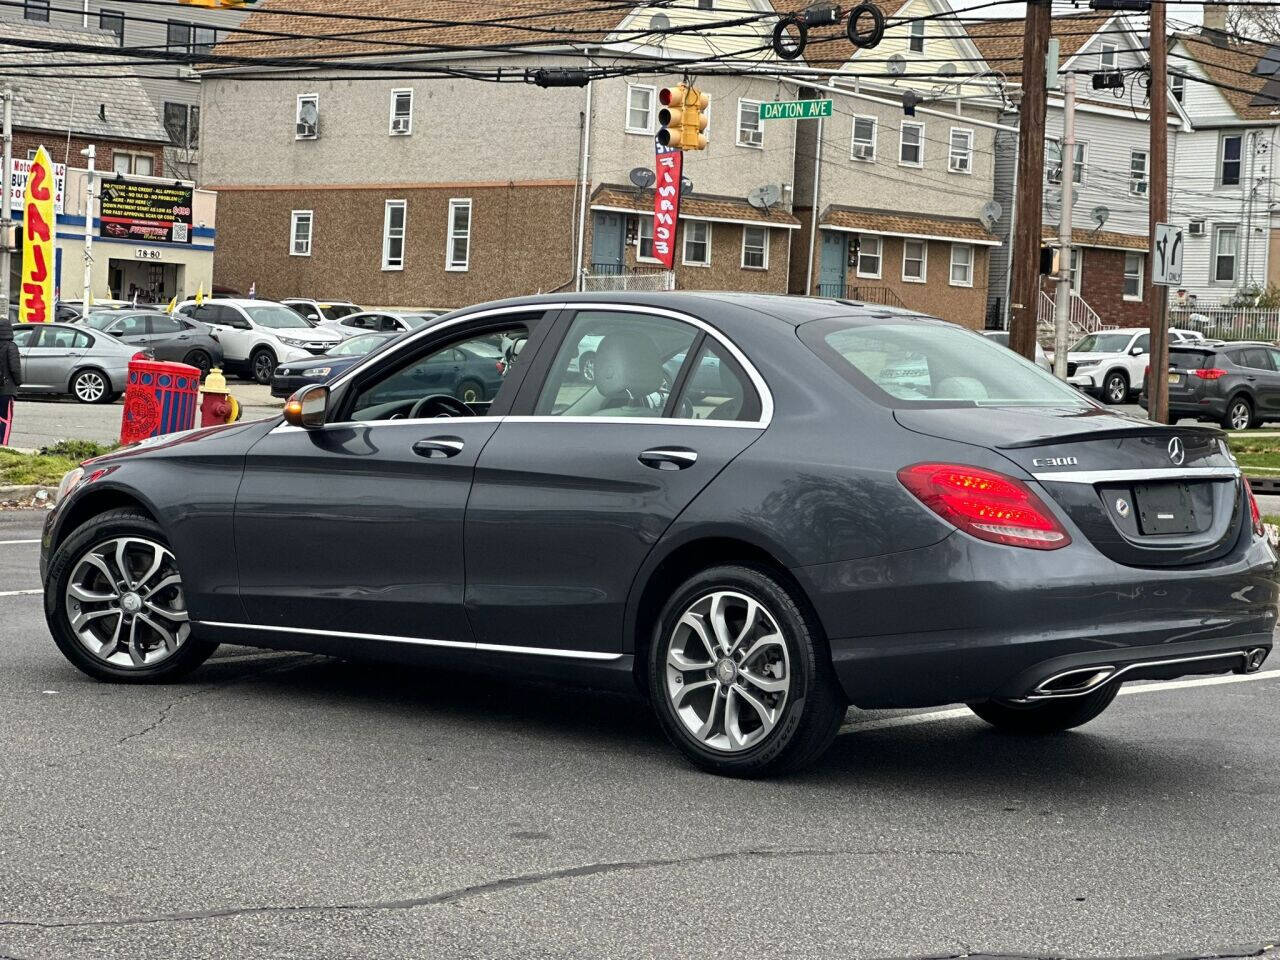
xmin=1147 ymin=1 xmax=1170 ymax=423
xmin=1053 ymin=73 xmax=1076 ymax=380
xmin=80 ymin=145 xmax=94 ymax=304
xmin=0 ymin=87 xmax=12 ymax=318
xmin=1008 ymin=0 xmax=1051 ymax=363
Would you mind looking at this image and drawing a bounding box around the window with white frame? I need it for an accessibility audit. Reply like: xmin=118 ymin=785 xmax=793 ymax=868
xmin=1129 ymin=150 xmax=1148 ymax=196
xmin=1170 ymin=73 xmax=1185 ymax=103
xmin=1100 ymin=41 xmax=1117 ymax=70
xmin=857 ymin=235 xmax=882 ymax=278
xmin=447 ymin=198 xmax=471 ymax=271
xmin=1047 ymin=140 xmax=1086 ymax=185
xmin=382 ymin=199 xmax=406 ymax=271
xmin=390 ymin=89 xmax=413 ymax=135
xmin=899 ymin=122 xmax=924 ymax=166
xmin=638 ymin=217 xmax=657 ymax=261
xmin=626 ymin=85 xmax=654 ymax=134
xmin=948 ymin=128 xmax=973 ymax=173
xmin=908 ymin=19 xmax=925 ymax=53
xmin=290 ymin=210 xmax=312 ymax=257
xmin=1214 ymin=225 xmax=1238 ymax=282
xmin=949 ymin=243 xmax=973 ymax=286
xmin=1123 ymin=252 xmax=1144 ymax=300
xmin=1220 ymin=134 xmax=1242 ymax=187
xmin=902 ymin=239 xmax=927 ymax=282
xmin=1068 ymin=248 xmax=1082 ymax=293
xmin=737 ymin=99 xmax=763 ymax=148
xmin=683 ymin=220 xmax=711 ymax=266
xmin=112 ymin=151 xmax=153 ymax=176
xmin=851 ymin=116 xmax=876 ymax=160
xmin=741 ymin=226 xmax=768 ymax=269
xmin=296 ymin=94 xmax=319 ymax=139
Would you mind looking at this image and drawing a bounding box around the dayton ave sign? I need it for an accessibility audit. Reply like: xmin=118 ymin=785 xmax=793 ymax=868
xmin=758 ymin=99 xmax=833 ymax=121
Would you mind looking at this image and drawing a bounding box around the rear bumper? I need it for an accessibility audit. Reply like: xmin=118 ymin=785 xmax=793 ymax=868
xmin=794 ymin=532 xmax=1279 ymax=709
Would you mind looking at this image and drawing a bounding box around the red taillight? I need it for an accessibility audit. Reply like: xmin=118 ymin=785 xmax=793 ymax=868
xmin=1193 ymin=368 xmax=1227 ymax=380
xmin=496 ymin=360 xmax=506 ymax=374
xmin=898 ymin=463 xmax=1072 ymax=550
xmin=1246 ymin=479 xmax=1265 ymax=539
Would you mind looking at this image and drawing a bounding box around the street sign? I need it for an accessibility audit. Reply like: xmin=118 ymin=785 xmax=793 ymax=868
xmin=1153 ymin=222 xmax=1184 ymax=286
xmin=758 ymin=99 xmax=832 ymax=121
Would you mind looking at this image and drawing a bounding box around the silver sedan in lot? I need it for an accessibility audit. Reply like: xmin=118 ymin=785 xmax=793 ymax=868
xmin=11 ymin=322 xmax=132 ymax=403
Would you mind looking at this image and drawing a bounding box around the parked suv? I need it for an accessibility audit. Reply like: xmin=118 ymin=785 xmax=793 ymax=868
xmin=176 ymin=299 xmax=342 ymax=384
xmin=1141 ymin=340 xmax=1280 ymax=430
xmin=1056 ymin=327 xmax=1202 ymax=404
xmin=282 ymin=299 xmax=363 ymax=326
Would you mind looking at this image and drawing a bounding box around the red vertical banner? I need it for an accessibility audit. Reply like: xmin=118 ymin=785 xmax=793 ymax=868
xmin=652 ymin=142 xmax=682 ymax=270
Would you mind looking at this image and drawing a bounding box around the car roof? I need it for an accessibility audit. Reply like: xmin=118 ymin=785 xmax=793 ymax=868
xmin=180 ymin=298 xmax=283 ymax=307
xmin=1171 ymin=340 xmax=1268 ymax=349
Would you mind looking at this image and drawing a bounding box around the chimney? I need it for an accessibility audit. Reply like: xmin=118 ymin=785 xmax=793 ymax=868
xmin=1202 ymin=2 xmax=1228 ymax=33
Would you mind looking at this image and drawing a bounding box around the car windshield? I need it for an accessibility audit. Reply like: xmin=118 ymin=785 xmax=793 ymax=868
xmin=803 ymin=320 xmax=1090 ymax=408
xmin=243 ymin=305 xmax=312 ymax=329
xmin=319 ymin=304 xmax=360 ymax=321
xmin=1071 ymin=333 xmax=1133 ymax=353
xmin=332 ymin=334 xmax=386 ymax=357
xmin=401 ymin=314 xmax=433 ymax=329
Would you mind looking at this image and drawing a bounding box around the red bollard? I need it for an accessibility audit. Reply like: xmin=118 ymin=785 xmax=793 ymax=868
xmin=120 ymin=355 xmax=201 ymax=445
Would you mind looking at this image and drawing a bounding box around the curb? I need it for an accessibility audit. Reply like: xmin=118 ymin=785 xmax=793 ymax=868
xmin=0 ymin=484 xmax=51 ymax=505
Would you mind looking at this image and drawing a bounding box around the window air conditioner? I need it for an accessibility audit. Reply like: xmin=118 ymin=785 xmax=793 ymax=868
xmin=391 ymin=116 xmax=411 ymax=134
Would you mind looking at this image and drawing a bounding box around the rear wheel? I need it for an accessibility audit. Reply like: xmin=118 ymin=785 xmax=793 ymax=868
xmin=1224 ymin=395 xmax=1255 ymax=431
xmin=70 ymin=368 xmax=111 ymax=404
xmin=251 ymin=348 xmax=277 ymax=385
xmin=44 ymin=509 xmax=218 ymax=683
xmin=1101 ymin=370 xmax=1129 ymax=405
xmin=454 ymin=378 xmax=485 ymax=404
xmin=648 ymin=565 xmax=846 ymax=777
xmin=968 ymin=684 xmax=1119 ymax=734
xmin=183 ymin=349 xmax=213 ymax=378
xmin=579 ymin=351 xmax=596 ymax=383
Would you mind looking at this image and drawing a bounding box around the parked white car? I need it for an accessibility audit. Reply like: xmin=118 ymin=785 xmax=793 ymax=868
xmin=980 ymin=330 xmax=1052 ymax=371
xmin=176 ymin=298 xmax=343 ymax=384
xmin=319 ymin=310 xmax=439 ymax=338
xmin=281 ymin=299 xmax=363 ymax=326
xmin=1050 ymin=327 xmax=1203 ymax=404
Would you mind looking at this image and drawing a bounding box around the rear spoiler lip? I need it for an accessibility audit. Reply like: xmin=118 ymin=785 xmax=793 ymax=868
xmin=999 ymin=424 xmax=1225 ymax=450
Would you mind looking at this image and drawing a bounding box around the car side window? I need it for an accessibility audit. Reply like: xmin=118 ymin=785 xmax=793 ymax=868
xmin=1267 ymin=349 xmax=1280 ymax=371
xmin=115 ymin=314 xmax=149 ymax=337
xmin=348 ymin=323 xmax=528 ymax=422
xmin=12 ymin=326 xmax=37 ymax=347
xmin=534 ymin=311 xmax=698 ymax=418
xmin=150 ymin=315 xmax=183 ymax=335
xmin=671 ymin=340 xmax=761 ymax=422
xmin=1242 ymin=347 xmax=1274 ymax=371
xmin=381 ymin=316 xmax=402 ymax=333
xmin=1131 ymin=333 xmax=1150 ymax=354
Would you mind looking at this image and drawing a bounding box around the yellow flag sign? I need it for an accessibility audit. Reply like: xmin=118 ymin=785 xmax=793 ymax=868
xmin=20 ymin=146 xmax=55 ymax=324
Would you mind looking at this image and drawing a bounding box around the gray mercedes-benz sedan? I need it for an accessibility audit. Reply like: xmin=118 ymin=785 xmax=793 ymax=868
xmin=38 ymin=293 xmax=1279 ymax=775
xmin=13 ymin=321 xmax=133 ymax=403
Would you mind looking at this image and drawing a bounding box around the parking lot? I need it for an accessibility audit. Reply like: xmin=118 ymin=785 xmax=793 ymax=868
xmin=3 ymin=507 xmax=1280 ymax=959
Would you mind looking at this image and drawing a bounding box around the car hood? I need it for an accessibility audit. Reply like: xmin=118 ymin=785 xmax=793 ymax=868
xmin=276 ymin=355 xmax=361 ymax=375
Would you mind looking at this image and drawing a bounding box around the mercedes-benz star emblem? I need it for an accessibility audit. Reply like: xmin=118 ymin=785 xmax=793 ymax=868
xmin=1116 ymin=498 xmax=1130 ymax=517
xmin=1168 ymin=436 xmax=1186 ymax=466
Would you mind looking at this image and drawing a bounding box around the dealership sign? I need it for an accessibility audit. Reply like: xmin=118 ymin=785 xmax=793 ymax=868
xmin=651 ymin=141 xmax=682 ymax=270
xmin=98 ymin=178 xmax=193 ymax=244
xmin=20 ymin=146 xmax=55 ymax=324
xmin=8 ymin=157 xmax=65 ymax=213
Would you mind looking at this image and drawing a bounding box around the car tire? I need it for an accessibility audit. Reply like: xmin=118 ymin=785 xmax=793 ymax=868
xmin=579 ymin=351 xmax=596 ymax=384
xmin=70 ymin=367 xmax=112 ymax=404
xmin=968 ymin=683 xmax=1119 ymax=734
xmin=251 ymin=348 xmax=277 ymax=385
xmin=648 ymin=564 xmax=846 ymax=777
xmin=1101 ymin=370 xmax=1128 ymax=405
xmin=454 ymin=378 xmax=485 ymax=404
xmin=183 ymin=350 xmax=213 ymax=379
xmin=44 ymin=508 xmax=218 ymax=684
xmin=1223 ymin=395 xmax=1256 ymax=431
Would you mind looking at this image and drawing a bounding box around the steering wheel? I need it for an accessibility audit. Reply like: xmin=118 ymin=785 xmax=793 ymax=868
xmin=408 ymin=394 xmax=475 ymax=419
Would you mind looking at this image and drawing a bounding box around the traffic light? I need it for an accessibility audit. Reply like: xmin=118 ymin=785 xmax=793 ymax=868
xmin=658 ymin=85 xmax=709 ymax=151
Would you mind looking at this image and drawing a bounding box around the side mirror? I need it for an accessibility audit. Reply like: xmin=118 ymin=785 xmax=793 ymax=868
xmin=283 ymin=383 xmax=329 ymax=429
xmin=1131 ymin=347 xmax=1145 ymax=356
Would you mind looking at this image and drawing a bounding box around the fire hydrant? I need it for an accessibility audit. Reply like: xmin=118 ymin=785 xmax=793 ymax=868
xmin=199 ymin=368 xmax=241 ymax=427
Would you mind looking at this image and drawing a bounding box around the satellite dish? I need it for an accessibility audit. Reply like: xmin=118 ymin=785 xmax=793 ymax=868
xmin=629 ymin=167 xmax=656 ymax=189
xmin=1091 ymin=205 xmax=1110 ymax=228
xmin=887 ymin=54 xmax=906 ymax=77
xmin=681 ymin=176 xmax=693 ymax=196
xmin=979 ymin=200 xmax=1003 ymax=230
xmin=649 ymin=12 xmax=670 ymax=31
xmin=938 ymin=62 xmax=957 ymax=78
xmin=747 ymin=184 xmax=781 ymax=211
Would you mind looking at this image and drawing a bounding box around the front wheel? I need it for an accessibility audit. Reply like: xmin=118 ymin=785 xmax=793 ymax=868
xmin=648 ymin=565 xmax=846 ymax=777
xmin=968 ymin=683 xmax=1119 ymax=734
xmin=454 ymin=378 xmax=485 ymax=404
xmin=579 ymin=351 xmax=596 ymax=384
xmin=71 ymin=368 xmax=111 ymax=404
xmin=1101 ymin=371 xmax=1129 ymax=405
xmin=1223 ymin=396 xmax=1255 ymax=431
xmin=44 ymin=509 xmax=218 ymax=683
xmin=251 ymin=349 xmax=277 ymax=385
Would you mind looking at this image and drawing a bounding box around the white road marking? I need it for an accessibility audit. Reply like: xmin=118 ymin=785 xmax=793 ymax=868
xmin=0 ymin=589 xmax=41 ymax=597
xmin=840 ymin=669 xmax=1280 ymax=733
xmin=0 ymin=539 xmax=39 ymax=545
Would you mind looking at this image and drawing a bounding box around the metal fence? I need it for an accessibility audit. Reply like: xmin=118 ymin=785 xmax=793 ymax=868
xmin=814 ymin=283 xmax=906 ymax=307
xmin=582 ymin=268 xmax=675 ymax=293
xmin=1169 ymin=307 xmax=1280 ymax=343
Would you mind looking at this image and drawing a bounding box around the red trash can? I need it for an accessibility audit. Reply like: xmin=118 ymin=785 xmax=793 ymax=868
xmin=120 ymin=356 xmax=201 ymax=445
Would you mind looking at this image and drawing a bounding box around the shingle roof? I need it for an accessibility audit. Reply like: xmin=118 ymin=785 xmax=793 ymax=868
xmin=592 ymin=185 xmax=801 ymax=227
xmin=966 ymin=12 xmax=1112 ymax=82
xmin=0 ymin=22 xmax=167 ymax=145
xmin=1176 ymin=31 xmax=1280 ymax=122
xmin=821 ymin=206 xmax=1000 ymax=245
xmin=1043 ymin=226 xmax=1148 ymax=252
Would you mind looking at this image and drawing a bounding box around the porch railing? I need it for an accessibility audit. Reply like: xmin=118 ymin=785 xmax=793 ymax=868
xmin=815 ymin=283 xmax=906 ymax=308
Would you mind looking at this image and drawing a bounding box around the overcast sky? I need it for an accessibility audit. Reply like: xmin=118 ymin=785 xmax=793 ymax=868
xmin=950 ymin=1 xmax=1205 ymax=25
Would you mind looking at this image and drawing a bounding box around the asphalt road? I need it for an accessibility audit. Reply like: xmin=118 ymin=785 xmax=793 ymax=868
xmin=3 ymin=510 xmax=1280 ymax=959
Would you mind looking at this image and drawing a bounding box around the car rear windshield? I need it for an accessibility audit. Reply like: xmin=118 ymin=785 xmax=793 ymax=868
xmin=1071 ymin=332 xmax=1133 ymax=353
xmin=244 ymin=305 xmax=312 ymax=329
xmin=800 ymin=319 xmax=1090 ymax=408
xmin=1169 ymin=348 xmax=1217 ymax=370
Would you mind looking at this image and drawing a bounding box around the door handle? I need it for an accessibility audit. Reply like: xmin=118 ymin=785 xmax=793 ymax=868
xmin=1247 ymin=376 xmax=1257 ymax=382
xmin=638 ymin=447 xmax=698 ymax=471
xmin=413 ymin=436 xmax=464 ymax=459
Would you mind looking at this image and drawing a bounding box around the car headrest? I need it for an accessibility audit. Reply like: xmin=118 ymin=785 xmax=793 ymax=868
xmin=594 ymin=331 xmax=664 ymax=400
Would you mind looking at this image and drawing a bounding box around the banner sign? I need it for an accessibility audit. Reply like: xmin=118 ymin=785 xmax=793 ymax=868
xmin=8 ymin=158 xmax=65 ymax=213
xmin=652 ymin=141 xmax=683 ymax=270
xmin=99 ymin=178 xmax=193 ymax=244
xmin=20 ymin=147 xmax=55 ymax=324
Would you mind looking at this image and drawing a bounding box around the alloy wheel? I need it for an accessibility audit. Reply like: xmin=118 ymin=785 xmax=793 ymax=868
xmin=458 ymin=383 xmax=482 ymax=403
xmin=64 ymin=536 xmax=190 ymax=669
xmin=663 ymin=591 xmax=791 ymax=753
xmin=1106 ymin=375 xmax=1126 ymax=404
xmin=581 ymin=356 xmax=595 ymax=383
xmin=1231 ymin=401 xmax=1251 ymax=431
xmin=74 ymin=371 xmax=106 ymax=403
xmin=253 ymin=352 xmax=275 ymax=384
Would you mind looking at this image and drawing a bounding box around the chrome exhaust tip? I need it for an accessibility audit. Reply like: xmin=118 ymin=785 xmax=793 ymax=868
xmin=1244 ymin=648 xmax=1268 ymax=673
xmin=1031 ymin=666 xmax=1116 ymax=698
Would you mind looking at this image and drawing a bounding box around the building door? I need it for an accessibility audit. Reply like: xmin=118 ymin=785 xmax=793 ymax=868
xmin=819 ymin=232 xmax=847 ymax=297
xmin=591 ymin=213 xmax=625 ymax=274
